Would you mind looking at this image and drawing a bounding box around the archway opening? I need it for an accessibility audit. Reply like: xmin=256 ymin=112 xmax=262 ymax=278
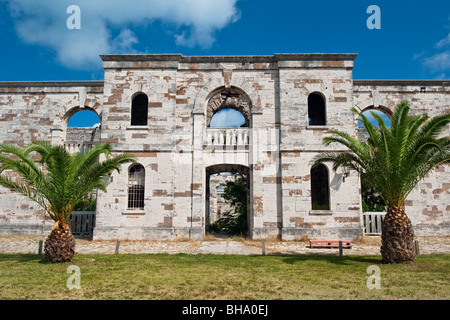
xmin=67 ymin=109 xmax=101 ymax=128
xmin=65 ymin=109 xmax=102 ymax=220
xmin=358 ymin=107 xmax=392 ymax=127
xmin=210 ymin=108 xmax=247 ymax=127
xmin=358 ymin=107 xmax=392 ymax=142
xmin=206 ymin=164 xmax=250 ymax=237
xmin=65 ymin=109 xmax=101 ymax=154
xmin=357 ymin=107 xmax=389 ymax=215
xmin=206 ymin=88 xmax=251 ymax=128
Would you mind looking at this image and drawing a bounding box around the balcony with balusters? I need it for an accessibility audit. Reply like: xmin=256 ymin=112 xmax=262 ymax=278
xmin=64 ymin=141 xmax=95 ymax=154
xmin=205 ymin=128 xmax=250 ymax=147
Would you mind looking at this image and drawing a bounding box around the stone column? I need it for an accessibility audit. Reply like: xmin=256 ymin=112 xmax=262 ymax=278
xmin=50 ymin=128 xmax=64 ymax=146
xmin=190 ymin=111 xmax=205 ymax=240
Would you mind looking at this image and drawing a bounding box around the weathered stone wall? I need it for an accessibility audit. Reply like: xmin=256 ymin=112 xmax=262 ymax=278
xmin=209 ymin=174 xmax=236 ymax=223
xmin=278 ymin=55 xmax=363 ymax=240
xmin=95 ymin=55 xmax=275 ymax=239
xmin=93 ymin=54 xmax=364 ymax=240
xmin=353 ymin=80 xmax=450 ymax=236
xmin=66 ymin=126 xmax=101 ymax=143
xmin=0 ymin=82 xmax=103 ymax=234
xmin=0 ymin=57 xmax=448 ymax=240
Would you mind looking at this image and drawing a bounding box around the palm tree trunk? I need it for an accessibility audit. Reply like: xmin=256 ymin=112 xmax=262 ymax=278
xmin=44 ymin=221 xmax=76 ymax=263
xmin=380 ymin=206 xmax=416 ymax=263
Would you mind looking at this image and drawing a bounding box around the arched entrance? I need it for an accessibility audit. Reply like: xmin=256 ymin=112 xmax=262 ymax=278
xmin=198 ymin=86 xmax=254 ymax=238
xmin=205 ymin=164 xmax=251 ymax=236
xmin=64 ymin=107 xmax=101 ymax=154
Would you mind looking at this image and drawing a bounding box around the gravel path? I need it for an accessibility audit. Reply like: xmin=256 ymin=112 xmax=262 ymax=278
xmin=1 ymin=235 xmax=449 ymax=256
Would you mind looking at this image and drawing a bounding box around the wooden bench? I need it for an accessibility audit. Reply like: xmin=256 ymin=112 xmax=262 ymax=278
xmin=309 ymin=240 xmax=352 ymax=249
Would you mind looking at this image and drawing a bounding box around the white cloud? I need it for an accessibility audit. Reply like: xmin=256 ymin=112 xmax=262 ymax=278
xmin=210 ymin=109 xmax=246 ymax=127
xmin=435 ymin=32 xmax=450 ymax=49
xmin=412 ymin=51 xmax=425 ymax=61
xmin=7 ymin=0 xmax=239 ymax=69
xmin=423 ymin=51 xmax=450 ymax=72
xmin=419 ymin=32 xmax=450 ymax=75
xmin=111 ymin=29 xmax=139 ymax=54
xmin=433 ymin=72 xmax=447 ymax=79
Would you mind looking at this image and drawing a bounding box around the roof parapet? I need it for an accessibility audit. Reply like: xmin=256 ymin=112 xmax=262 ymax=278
xmin=100 ymin=53 xmax=358 ymax=63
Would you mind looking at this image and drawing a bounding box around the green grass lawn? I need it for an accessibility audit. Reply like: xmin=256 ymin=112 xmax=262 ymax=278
xmin=0 ymin=253 xmax=448 ymax=300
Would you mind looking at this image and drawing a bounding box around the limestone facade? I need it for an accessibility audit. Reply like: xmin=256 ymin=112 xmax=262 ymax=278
xmin=208 ymin=173 xmax=236 ymax=224
xmin=0 ymin=54 xmax=448 ymax=240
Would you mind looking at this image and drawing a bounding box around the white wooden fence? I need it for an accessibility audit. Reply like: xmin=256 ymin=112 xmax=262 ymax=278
xmin=363 ymin=212 xmax=385 ymax=235
xmin=69 ymin=211 xmax=95 ymax=236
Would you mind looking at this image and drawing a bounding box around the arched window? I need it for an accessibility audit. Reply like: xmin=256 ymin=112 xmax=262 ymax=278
xmin=358 ymin=108 xmax=391 ymax=127
xmin=358 ymin=107 xmax=392 ymax=142
xmin=131 ymin=93 xmax=148 ymax=126
xmin=310 ymin=164 xmax=330 ymax=210
xmin=206 ymin=88 xmax=251 ymax=127
xmin=308 ymin=92 xmax=326 ymax=126
xmin=65 ymin=109 xmax=101 ymax=154
xmin=210 ymin=108 xmax=247 ymax=127
xmin=67 ymin=109 xmax=101 ymax=128
xmin=128 ymin=164 xmax=145 ymax=209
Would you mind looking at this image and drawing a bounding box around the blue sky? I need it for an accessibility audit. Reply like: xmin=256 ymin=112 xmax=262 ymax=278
xmin=67 ymin=109 xmax=101 ymax=127
xmin=1 ymin=0 xmax=449 ymax=126
xmin=210 ymin=109 xmax=246 ymax=127
xmin=358 ymin=110 xmax=391 ymax=127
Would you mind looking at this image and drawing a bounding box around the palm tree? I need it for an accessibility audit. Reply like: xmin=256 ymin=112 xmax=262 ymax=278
xmin=0 ymin=141 xmax=136 ymax=262
xmin=312 ymin=101 xmax=450 ymax=263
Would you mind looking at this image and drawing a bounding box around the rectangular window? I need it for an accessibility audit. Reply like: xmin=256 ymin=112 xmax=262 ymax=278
xmin=128 ymin=185 xmax=144 ymax=209
xmin=128 ymin=164 xmax=145 ymax=210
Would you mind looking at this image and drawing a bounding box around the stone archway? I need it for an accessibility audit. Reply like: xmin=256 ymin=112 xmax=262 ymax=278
xmin=358 ymin=105 xmax=392 ymax=135
xmin=360 ymin=105 xmax=393 ymax=119
xmin=206 ymin=87 xmax=252 ymax=127
xmin=63 ymin=106 xmax=101 ymax=154
xmin=205 ymin=164 xmax=251 ymax=236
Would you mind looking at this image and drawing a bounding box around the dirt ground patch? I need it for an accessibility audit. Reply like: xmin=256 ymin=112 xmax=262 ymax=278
xmin=0 ymin=234 xmax=449 ymax=255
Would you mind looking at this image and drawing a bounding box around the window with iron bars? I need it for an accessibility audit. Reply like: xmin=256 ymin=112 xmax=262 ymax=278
xmin=128 ymin=164 xmax=145 ymax=209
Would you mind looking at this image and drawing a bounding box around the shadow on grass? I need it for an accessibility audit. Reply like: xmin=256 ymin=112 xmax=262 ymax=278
xmin=0 ymin=252 xmax=383 ymax=267
xmin=279 ymin=254 xmax=382 ymax=265
xmin=0 ymin=253 xmax=50 ymax=264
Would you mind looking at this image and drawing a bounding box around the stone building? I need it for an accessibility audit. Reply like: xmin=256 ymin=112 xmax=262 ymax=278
xmin=0 ymin=54 xmax=448 ymax=240
xmin=208 ymin=173 xmax=237 ymax=225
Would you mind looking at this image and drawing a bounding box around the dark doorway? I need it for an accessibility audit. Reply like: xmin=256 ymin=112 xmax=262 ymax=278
xmin=205 ymin=164 xmax=250 ymax=237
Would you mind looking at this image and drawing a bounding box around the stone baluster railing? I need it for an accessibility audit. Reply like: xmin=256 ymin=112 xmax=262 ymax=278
xmin=206 ymin=128 xmax=249 ymax=146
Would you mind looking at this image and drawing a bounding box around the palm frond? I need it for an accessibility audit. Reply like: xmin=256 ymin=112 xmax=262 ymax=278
xmin=0 ymin=142 xmax=135 ymax=223
xmin=314 ymin=101 xmax=450 ymax=209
